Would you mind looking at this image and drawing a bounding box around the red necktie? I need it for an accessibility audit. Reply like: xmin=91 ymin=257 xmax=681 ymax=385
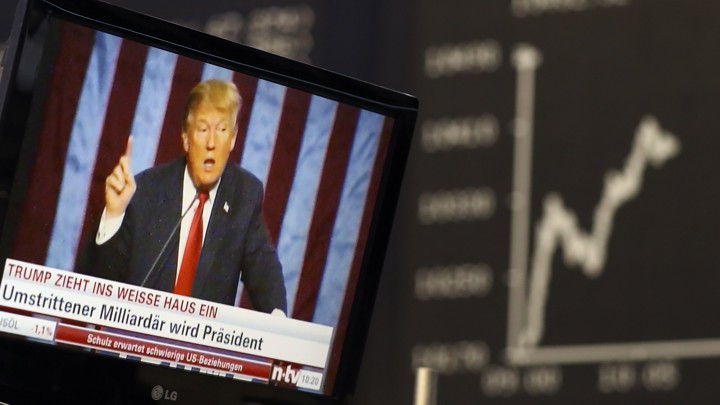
xmin=175 ymin=192 xmax=209 ymax=295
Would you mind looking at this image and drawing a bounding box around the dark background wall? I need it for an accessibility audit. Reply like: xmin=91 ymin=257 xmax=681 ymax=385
xmin=4 ymin=1 xmax=720 ymax=404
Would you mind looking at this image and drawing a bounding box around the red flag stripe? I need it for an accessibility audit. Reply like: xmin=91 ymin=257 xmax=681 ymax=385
xmin=75 ymin=39 xmax=149 ymax=268
xmin=230 ymin=72 xmax=259 ymax=164
xmin=262 ymin=88 xmax=312 ymax=243
xmin=153 ymin=56 xmax=204 ymax=166
xmin=323 ymin=116 xmax=394 ymax=392
xmin=238 ymin=88 xmax=312 ymax=310
xmin=11 ymin=24 xmax=95 ymax=263
xmin=291 ymin=103 xmax=360 ymax=321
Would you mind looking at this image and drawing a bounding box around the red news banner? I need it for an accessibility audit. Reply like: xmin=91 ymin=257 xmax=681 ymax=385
xmin=0 ymin=258 xmax=329 ymax=389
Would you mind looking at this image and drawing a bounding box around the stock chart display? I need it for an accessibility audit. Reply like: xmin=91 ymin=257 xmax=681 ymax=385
xmin=387 ymin=0 xmax=720 ymax=403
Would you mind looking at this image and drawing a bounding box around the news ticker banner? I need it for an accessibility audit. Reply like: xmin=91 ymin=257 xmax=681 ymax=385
xmin=0 ymin=310 xmax=271 ymax=379
xmin=0 ymin=259 xmax=332 ymax=372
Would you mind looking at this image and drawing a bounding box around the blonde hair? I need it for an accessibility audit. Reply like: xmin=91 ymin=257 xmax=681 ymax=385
xmin=182 ymin=80 xmax=241 ymax=132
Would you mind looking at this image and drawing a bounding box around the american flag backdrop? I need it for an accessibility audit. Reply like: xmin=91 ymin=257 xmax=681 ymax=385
xmin=9 ymin=18 xmax=393 ymax=353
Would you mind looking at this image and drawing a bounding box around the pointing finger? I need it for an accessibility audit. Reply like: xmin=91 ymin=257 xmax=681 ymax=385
xmin=124 ymin=135 xmax=133 ymax=159
xmin=120 ymin=136 xmax=134 ymax=183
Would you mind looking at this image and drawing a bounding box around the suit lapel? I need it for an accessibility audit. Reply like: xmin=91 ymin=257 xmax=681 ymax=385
xmin=149 ymin=160 xmax=184 ymax=292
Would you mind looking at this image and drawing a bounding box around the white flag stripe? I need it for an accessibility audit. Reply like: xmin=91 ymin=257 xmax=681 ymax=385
xmin=46 ymin=32 xmax=122 ymax=271
xmin=233 ymin=79 xmax=286 ymax=304
xmin=201 ymin=63 xmax=235 ymax=82
xmin=312 ymin=110 xmax=384 ymax=326
xmin=130 ymin=47 xmax=178 ymax=174
xmin=239 ymin=79 xmax=286 ymax=186
xmin=277 ymin=95 xmax=338 ymax=316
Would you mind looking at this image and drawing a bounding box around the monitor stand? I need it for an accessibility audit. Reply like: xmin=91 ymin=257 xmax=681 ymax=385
xmin=413 ymin=367 xmax=438 ymax=405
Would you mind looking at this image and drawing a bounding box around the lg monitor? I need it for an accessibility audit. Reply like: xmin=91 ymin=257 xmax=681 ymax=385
xmin=0 ymin=0 xmax=417 ymax=403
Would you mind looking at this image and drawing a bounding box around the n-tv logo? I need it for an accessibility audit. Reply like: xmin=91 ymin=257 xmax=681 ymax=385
xmin=271 ymin=362 xmax=301 ymax=386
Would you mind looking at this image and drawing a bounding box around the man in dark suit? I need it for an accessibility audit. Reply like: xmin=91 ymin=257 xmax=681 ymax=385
xmin=79 ymin=80 xmax=286 ymax=314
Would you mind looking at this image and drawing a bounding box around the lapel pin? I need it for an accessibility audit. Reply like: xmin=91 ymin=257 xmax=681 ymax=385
xmin=223 ymin=201 xmax=229 ymax=213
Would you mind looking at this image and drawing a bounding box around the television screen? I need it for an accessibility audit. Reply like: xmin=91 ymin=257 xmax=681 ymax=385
xmin=0 ymin=0 xmax=417 ymax=403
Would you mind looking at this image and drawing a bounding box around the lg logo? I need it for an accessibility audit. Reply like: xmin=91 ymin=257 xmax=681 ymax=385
xmin=151 ymin=385 xmax=178 ymax=401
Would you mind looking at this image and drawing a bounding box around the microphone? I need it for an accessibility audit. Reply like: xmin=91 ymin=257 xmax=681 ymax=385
xmin=140 ymin=193 xmax=199 ymax=288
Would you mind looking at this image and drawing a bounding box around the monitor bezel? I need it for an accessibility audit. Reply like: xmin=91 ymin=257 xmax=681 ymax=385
xmin=0 ymin=0 xmax=417 ymax=403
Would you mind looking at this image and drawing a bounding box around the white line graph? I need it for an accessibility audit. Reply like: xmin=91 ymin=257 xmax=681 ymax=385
xmin=507 ymin=43 xmax=542 ymax=351
xmin=502 ymin=44 xmax=720 ymax=366
xmin=518 ymin=116 xmax=681 ymax=348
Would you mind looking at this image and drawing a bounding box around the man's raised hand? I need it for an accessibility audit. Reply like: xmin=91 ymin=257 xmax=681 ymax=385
xmin=105 ymin=136 xmax=136 ymax=218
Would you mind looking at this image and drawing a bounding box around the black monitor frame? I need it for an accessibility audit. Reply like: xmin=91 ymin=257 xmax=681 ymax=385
xmin=0 ymin=0 xmax=417 ymax=404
